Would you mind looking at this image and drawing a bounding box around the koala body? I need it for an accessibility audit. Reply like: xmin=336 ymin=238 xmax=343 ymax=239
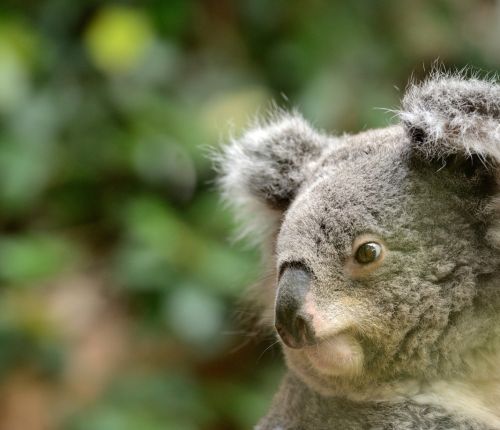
xmin=219 ymin=75 xmax=500 ymax=429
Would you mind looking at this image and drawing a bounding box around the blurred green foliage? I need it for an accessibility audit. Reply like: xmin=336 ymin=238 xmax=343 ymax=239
xmin=0 ymin=1 xmax=498 ymax=429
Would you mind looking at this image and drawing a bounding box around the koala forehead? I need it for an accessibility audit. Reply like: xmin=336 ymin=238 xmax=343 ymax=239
xmin=277 ymin=126 xmax=410 ymax=270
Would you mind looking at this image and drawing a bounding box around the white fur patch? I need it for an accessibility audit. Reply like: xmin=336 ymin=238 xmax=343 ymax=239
xmin=413 ymin=379 xmax=500 ymax=429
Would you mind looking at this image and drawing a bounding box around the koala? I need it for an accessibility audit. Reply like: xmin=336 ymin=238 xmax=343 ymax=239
xmin=218 ymin=74 xmax=500 ymax=429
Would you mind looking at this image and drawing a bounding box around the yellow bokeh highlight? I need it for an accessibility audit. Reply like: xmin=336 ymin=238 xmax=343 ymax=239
xmin=84 ymin=6 xmax=154 ymax=74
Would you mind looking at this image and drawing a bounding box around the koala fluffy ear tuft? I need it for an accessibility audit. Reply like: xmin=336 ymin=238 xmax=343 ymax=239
xmin=400 ymin=73 xmax=500 ymax=165
xmin=216 ymin=112 xmax=330 ymax=238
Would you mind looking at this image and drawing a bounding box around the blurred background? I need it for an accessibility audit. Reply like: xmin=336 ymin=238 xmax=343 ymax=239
xmin=0 ymin=1 xmax=498 ymax=429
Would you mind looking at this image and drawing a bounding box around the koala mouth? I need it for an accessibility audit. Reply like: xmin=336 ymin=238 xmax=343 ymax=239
xmin=304 ymin=334 xmax=364 ymax=377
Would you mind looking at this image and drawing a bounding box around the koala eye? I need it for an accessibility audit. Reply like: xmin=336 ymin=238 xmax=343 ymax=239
xmin=354 ymin=242 xmax=382 ymax=264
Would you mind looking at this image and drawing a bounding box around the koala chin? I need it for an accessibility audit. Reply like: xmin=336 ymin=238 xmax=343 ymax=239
xmin=218 ymin=73 xmax=500 ymax=429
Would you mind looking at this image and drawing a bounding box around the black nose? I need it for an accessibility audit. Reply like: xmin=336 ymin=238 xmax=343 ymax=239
xmin=275 ymin=265 xmax=315 ymax=349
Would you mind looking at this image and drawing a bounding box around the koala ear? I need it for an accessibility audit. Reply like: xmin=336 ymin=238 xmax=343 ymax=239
xmin=217 ymin=113 xmax=330 ymax=238
xmin=400 ymin=74 xmax=500 ymax=165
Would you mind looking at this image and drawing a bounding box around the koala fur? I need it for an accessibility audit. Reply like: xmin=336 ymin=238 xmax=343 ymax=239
xmin=218 ymin=73 xmax=500 ymax=429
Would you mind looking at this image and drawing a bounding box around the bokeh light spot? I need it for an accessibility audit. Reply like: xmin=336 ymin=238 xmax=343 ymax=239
xmin=84 ymin=6 xmax=154 ymax=74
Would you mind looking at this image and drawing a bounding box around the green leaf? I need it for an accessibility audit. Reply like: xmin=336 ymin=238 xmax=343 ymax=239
xmin=0 ymin=234 xmax=77 ymax=284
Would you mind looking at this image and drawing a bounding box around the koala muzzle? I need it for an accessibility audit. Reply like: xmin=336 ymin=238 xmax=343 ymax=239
xmin=275 ymin=266 xmax=316 ymax=349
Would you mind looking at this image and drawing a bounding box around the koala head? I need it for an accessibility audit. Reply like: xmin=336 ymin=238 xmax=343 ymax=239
xmin=219 ymin=75 xmax=500 ymax=397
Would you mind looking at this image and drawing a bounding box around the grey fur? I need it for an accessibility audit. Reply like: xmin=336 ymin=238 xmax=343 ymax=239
xmin=218 ymin=74 xmax=500 ymax=429
xmin=257 ymin=374 xmax=490 ymax=430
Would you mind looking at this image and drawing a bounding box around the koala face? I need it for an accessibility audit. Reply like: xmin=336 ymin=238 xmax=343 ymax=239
xmin=219 ymin=76 xmax=500 ymax=397
xmin=275 ymin=127 xmax=498 ymax=395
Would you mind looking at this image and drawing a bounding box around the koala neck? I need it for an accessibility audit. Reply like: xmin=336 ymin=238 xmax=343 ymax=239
xmin=304 ymin=347 xmax=500 ymax=428
xmin=278 ymin=367 xmax=500 ymax=430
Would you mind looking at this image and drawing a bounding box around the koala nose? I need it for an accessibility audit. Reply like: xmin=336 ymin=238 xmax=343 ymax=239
xmin=275 ymin=265 xmax=316 ymax=349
